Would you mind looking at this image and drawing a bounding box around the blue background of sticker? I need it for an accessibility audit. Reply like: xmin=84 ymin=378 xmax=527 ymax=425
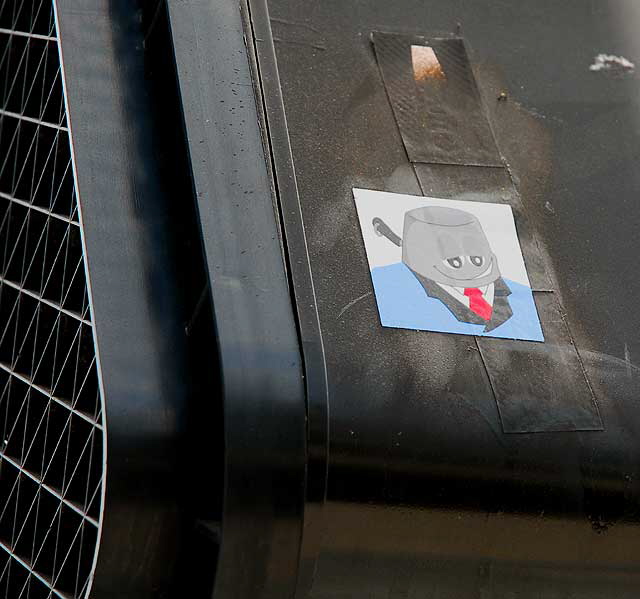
xmin=371 ymin=262 xmax=544 ymax=341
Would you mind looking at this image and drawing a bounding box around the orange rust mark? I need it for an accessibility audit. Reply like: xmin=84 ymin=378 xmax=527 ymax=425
xmin=411 ymin=45 xmax=445 ymax=81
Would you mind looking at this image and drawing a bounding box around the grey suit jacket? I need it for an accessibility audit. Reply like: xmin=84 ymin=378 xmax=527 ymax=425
xmin=410 ymin=271 xmax=513 ymax=332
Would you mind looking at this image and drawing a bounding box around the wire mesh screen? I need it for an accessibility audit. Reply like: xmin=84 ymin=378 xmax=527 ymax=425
xmin=0 ymin=0 xmax=104 ymax=597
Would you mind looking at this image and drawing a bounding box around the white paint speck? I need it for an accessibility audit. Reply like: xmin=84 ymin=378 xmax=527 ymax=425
xmin=625 ymin=342 xmax=632 ymax=380
xmin=589 ymin=53 xmax=635 ymax=72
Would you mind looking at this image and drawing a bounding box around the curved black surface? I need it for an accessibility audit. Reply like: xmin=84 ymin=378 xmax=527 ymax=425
xmin=243 ymin=1 xmax=330 ymax=596
xmin=249 ymin=1 xmax=640 ymax=597
xmin=166 ymin=1 xmax=308 ymax=598
xmin=50 ymin=1 xmax=640 ymax=597
xmin=56 ymin=1 xmax=213 ymax=597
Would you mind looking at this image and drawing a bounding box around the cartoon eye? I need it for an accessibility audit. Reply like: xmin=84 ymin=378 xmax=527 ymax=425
xmin=469 ymin=256 xmax=484 ymax=267
xmin=445 ymin=257 xmax=463 ymax=269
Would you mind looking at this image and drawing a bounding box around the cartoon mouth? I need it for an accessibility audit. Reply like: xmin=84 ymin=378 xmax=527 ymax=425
xmin=433 ymin=260 xmax=494 ymax=281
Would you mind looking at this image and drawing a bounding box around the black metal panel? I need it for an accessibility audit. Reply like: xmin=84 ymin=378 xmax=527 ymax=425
xmin=53 ymin=1 xmax=216 ymax=597
xmin=166 ymin=1 xmax=307 ymax=598
xmin=247 ymin=0 xmax=640 ymax=597
xmin=243 ymin=1 xmax=330 ymax=595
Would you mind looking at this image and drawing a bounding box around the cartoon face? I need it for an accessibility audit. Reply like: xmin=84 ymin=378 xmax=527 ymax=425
xmin=401 ymin=206 xmax=500 ymax=287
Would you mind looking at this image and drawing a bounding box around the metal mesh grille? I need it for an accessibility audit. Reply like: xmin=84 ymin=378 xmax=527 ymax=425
xmin=0 ymin=1 xmax=104 ymax=597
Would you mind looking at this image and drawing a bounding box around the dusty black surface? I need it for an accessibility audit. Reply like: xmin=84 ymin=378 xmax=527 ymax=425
xmin=254 ymin=0 xmax=640 ymax=597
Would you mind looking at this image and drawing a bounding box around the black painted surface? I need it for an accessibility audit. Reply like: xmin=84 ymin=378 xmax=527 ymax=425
xmin=250 ymin=0 xmax=640 ymax=597
xmin=55 ymin=1 xmax=640 ymax=595
xmin=166 ymin=1 xmax=307 ymax=598
xmin=56 ymin=1 xmax=217 ymax=597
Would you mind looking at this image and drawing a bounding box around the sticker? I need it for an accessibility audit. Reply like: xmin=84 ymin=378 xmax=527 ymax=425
xmin=372 ymin=32 xmax=502 ymax=166
xmin=354 ymin=188 xmax=544 ymax=342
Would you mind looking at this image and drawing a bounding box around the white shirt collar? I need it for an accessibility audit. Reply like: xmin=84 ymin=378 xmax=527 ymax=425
xmin=436 ymin=282 xmax=495 ymax=308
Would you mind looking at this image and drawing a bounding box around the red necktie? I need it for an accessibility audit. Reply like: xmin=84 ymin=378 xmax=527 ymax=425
xmin=464 ymin=288 xmax=492 ymax=321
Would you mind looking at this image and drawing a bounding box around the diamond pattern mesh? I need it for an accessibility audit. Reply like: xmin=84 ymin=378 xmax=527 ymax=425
xmin=0 ymin=1 xmax=104 ymax=598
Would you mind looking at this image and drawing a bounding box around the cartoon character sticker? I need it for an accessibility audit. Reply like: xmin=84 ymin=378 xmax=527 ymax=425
xmin=354 ymin=189 xmax=544 ymax=341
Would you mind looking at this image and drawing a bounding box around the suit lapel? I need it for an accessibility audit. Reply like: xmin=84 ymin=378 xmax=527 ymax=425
xmin=484 ymin=279 xmax=513 ymax=331
xmin=411 ymin=271 xmax=487 ymax=325
xmin=411 ymin=270 xmax=513 ymax=332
